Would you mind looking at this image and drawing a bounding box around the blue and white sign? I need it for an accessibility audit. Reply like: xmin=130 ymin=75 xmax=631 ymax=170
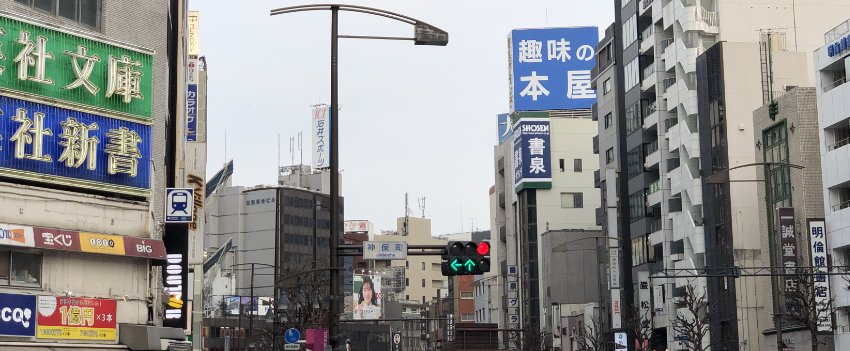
xmin=285 ymin=328 xmax=300 ymax=343
xmin=827 ymin=34 xmax=850 ymax=57
xmin=0 ymin=293 xmax=36 ymax=337
xmin=497 ymin=113 xmax=512 ymax=145
xmin=312 ymin=106 xmax=330 ymax=169
xmin=809 ymin=219 xmax=832 ymax=332
xmin=508 ymin=27 xmax=599 ymax=112
xmin=507 ymin=282 xmax=518 ymax=291
xmin=186 ymin=84 xmax=198 ymax=142
xmin=0 ymin=95 xmax=151 ymax=196
xmin=513 ymin=117 xmax=552 ymax=192
xmin=362 ymin=241 xmax=408 ymax=260
xmin=165 ymin=188 xmax=194 ymax=223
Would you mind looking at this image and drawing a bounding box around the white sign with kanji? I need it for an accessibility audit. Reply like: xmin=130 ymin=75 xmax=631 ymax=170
xmin=362 ymin=241 xmax=408 ymax=260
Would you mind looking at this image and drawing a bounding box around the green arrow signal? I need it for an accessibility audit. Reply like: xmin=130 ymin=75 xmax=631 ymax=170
xmin=451 ymin=259 xmax=462 ymax=271
xmin=464 ymin=259 xmax=476 ymax=271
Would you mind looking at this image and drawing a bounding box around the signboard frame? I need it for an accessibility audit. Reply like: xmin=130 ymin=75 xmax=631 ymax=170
xmin=362 ymin=241 xmax=408 ymax=260
xmin=165 ymin=188 xmax=195 ymax=223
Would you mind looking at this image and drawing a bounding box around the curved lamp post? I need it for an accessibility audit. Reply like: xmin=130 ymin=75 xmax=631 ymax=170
xmin=270 ymin=5 xmax=448 ymax=349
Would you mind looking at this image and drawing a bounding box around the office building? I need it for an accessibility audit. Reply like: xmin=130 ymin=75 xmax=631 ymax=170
xmin=597 ymin=1 xmax=850 ymax=349
xmin=374 ymin=217 xmax=447 ymax=305
xmin=815 ymin=18 xmax=850 ymax=348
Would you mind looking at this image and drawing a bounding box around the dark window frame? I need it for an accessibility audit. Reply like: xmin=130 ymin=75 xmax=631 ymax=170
xmin=14 ymin=0 xmax=101 ymax=30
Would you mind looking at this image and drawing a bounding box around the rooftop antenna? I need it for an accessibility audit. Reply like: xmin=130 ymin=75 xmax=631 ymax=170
xmin=277 ymin=134 xmax=280 ymax=173
xmin=298 ymin=131 xmax=303 ymax=166
xmin=418 ymin=197 xmax=426 ymax=218
xmin=403 ymin=193 xmax=410 ymax=236
xmin=224 ymin=132 xmax=227 ymax=165
xmin=289 ymin=137 xmax=295 ymax=167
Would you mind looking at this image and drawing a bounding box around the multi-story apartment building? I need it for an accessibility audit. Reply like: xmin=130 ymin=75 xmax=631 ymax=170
xmin=815 ymin=18 xmax=850 ymax=348
xmin=597 ymin=1 xmax=850 ymax=350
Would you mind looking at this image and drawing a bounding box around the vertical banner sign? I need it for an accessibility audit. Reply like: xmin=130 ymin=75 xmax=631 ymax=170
xmin=186 ymin=173 xmax=205 ymax=264
xmin=653 ymin=285 xmax=665 ymax=313
xmin=609 ymin=248 xmax=620 ymax=289
xmin=36 ymin=296 xmax=117 ymax=340
xmin=512 ymin=117 xmax=552 ymax=192
xmin=186 ymin=12 xmax=199 ymax=141
xmin=162 ymin=223 xmax=189 ymax=329
xmin=638 ymin=271 xmax=651 ymax=316
xmin=778 ymin=208 xmax=798 ymax=292
xmin=420 ymin=307 xmax=427 ymax=342
xmin=312 ymin=106 xmax=330 ymax=169
xmin=0 ymin=293 xmax=36 ymax=337
xmin=186 ymin=83 xmax=198 ymax=141
xmin=611 ymin=288 xmax=622 ymax=329
xmin=509 ymin=27 xmax=599 ymax=112
xmin=808 ymin=219 xmax=832 ymax=331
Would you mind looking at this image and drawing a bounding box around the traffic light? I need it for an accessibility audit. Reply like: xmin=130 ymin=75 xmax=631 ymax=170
xmin=768 ymin=101 xmax=779 ymax=120
xmin=441 ymin=241 xmax=490 ymax=276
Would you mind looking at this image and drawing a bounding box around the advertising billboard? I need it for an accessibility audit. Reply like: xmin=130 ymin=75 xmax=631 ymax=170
xmin=312 ymin=106 xmax=330 ymax=169
xmin=809 ymin=219 xmax=832 ymax=331
xmin=778 ymin=208 xmax=797 ymax=292
xmin=162 ymin=223 xmax=188 ymax=330
xmin=512 ymin=114 xmax=552 ymax=192
xmin=353 ymin=274 xmax=381 ymax=320
xmin=36 ymin=296 xmax=117 ymax=340
xmin=0 ymin=293 xmax=36 ymax=337
xmin=508 ymin=27 xmax=599 ymax=112
xmin=0 ymin=223 xmax=35 ymax=247
xmin=0 ymin=96 xmax=152 ymax=196
xmin=186 ymin=83 xmax=198 ymax=141
xmin=0 ymin=224 xmax=166 ymax=259
xmin=497 ymin=113 xmax=512 ymax=145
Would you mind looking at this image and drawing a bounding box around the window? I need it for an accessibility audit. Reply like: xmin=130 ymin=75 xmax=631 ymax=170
xmin=631 ymin=235 xmax=655 ymax=266
xmin=461 ymin=291 xmax=474 ymax=299
xmin=406 ymin=278 xmax=409 ymax=286
xmin=627 ymin=146 xmax=644 ymax=178
xmin=422 ymin=262 xmax=425 ymax=270
xmin=606 ymin=148 xmax=614 ymax=164
xmin=625 ymin=58 xmax=640 ymax=91
xmin=559 ymin=159 xmax=565 ymax=172
xmin=461 ymin=313 xmax=475 ymax=322
xmin=604 ymin=113 xmax=613 ymax=129
xmin=629 ymin=191 xmax=647 ymax=222
xmin=574 ymin=159 xmax=582 ymax=172
xmin=422 ymin=279 xmax=425 ymax=288
xmin=14 ymin=0 xmax=100 ymax=29
xmin=0 ymin=250 xmax=42 ymax=287
xmin=622 ymin=15 xmax=637 ymax=48
xmin=406 ymin=261 xmax=409 ymax=269
xmin=603 ymin=78 xmax=612 ymax=94
xmin=561 ymin=193 xmax=583 ymax=208
xmin=764 ymin=122 xmax=791 ymax=207
xmin=626 ymin=102 xmax=641 ymax=133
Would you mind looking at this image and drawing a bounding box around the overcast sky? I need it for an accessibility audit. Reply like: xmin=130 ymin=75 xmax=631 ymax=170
xmin=193 ymin=0 xmax=614 ymax=236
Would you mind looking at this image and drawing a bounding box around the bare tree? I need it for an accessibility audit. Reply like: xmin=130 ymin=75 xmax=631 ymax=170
xmin=785 ymin=268 xmax=836 ymax=351
xmin=625 ymin=305 xmax=653 ymax=351
xmin=574 ymin=316 xmax=605 ymax=351
xmin=671 ymin=282 xmax=711 ymax=351
xmin=278 ymin=260 xmax=331 ymax=329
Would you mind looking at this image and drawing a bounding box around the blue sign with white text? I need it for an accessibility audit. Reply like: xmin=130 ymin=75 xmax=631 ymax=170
xmin=497 ymin=113 xmax=512 ymax=145
xmin=0 ymin=95 xmax=151 ymax=193
xmin=0 ymin=293 xmax=36 ymax=337
xmin=509 ymin=27 xmax=599 ymax=112
xmin=187 ymin=84 xmax=198 ymax=142
xmin=513 ymin=118 xmax=551 ymax=192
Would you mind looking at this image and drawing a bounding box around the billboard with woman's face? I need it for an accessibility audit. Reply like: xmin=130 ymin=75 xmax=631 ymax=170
xmin=353 ymin=275 xmax=381 ymax=320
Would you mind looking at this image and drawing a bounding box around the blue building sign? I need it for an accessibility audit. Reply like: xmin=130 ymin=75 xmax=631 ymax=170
xmin=513 ymin=115 xmax=551 ymax=192
xmin=0 ymin=95 xmax=151 ymax=196
xmin=0 ymin=293 xmax=36 ymax=337
xmin=827 ymin=33 xmax=850 ymax=57
xmin=509 ymin=27 xmax=599 ymax=112
xmin=497 ymin=113 xmax=512 ymax=145
xmin=187 ymin=84 xmax=198 ymax=142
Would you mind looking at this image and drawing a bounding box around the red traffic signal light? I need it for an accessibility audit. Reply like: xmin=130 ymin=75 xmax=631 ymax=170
xmin=477 ymin=241 xmax=490 ymax=256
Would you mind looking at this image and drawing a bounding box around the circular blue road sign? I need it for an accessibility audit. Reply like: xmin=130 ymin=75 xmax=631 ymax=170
xmin=285 ymin=328 xmax=300 ymax=344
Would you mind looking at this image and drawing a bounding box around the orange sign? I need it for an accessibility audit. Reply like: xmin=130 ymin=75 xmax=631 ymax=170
xmin=78 ymin=233 xmax=125 ymax=255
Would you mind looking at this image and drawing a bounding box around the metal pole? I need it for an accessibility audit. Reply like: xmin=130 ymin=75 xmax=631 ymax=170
xmin=251 ymin=263 xmax=255 ymax=338
xmin=766 ymin=167 xmax=783 ymax=350
xmin=329 ymin=5 xmax=341 ymax=350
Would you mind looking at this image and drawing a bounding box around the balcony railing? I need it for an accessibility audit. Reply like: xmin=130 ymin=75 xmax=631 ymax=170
xmin=667 ymin=158 xmax=680 ymax=172
xmin=661 ymin=38 xmax=674 ymax=54
xmin=825 ymin=18 xmax=850 ymax=44
xmin=698 ymin=7 xmax=718 ymax=27
xmin=824 ymin=77 xmax=846 ymax=93
xmin=643 ymin=63 xmax=656 ymax=80
xmin=644 ymin=139 xmax=659 ymax=155
xmin=642 ymin=0 xmax=655 ymax=10
xmin=665 ymin=117 xmax=679 ymax=132
xmin=642 ymin=25 xmax=654 ymax=42
xmin=643 ymin=100 xmax=658 ymax=118
xmin=829 ymin=137 xmax=850 ymax=151
xmin=649 ymin=218 xmax=662 ymax=233
xmin=663 ymin=78 xmax=676 ymax=93
xmin=833 ymin=200 xmax=850 ymax=212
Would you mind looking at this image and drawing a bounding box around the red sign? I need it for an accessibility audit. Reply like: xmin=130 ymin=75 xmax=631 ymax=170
xmin=123 ymin=237 xmax=167 ymax=259
xmin=37 ymin=296 xmax=117 ymax=340
xmin=33 ymin=228 xmax=82 ymax=251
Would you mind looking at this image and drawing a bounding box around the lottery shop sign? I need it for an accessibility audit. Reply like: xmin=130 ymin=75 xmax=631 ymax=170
xmin=37 ymin=296 xmax=117 ymax=340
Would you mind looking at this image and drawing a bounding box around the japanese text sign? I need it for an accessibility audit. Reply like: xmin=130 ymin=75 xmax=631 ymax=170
xmin=0 ymin=95 xmax=151 ymax=196
xmin=30 ymin=226 xmax=166 ymax=259
xmin=312 ymin=106 xmax=330 ymax=169
xmin=513 ymin=115 xmax=552 ymax=192
xmin=0 ymin=222 xmax=35 ymax=247
xmin=777 ymin=208 xmax=798 ymax=292
xmin=344 ymin=220 xmax=370 ymax=233
xmin=362 ymin=241 xmax=408 ymax=260
xmin=827 ymin=33 xmax=850 ymax=57
xmin=37 ymin=296 xmax=117 ymax=340
xmin=508 ymin=27 xmax=599 ymax=112
xmin=809 ymin=219 xmax=832 ymax=331
xmin=497 ymin=113 xmax=512 ymax=145
xmin=0 ymin=15 xmax=153 ymax=118
xmin=0 ymin=293 xmax=36 ymax=337
xmin=186 ymin=83 xmax=198 ymax=141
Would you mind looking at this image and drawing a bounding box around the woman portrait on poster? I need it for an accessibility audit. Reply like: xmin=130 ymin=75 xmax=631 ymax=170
xmin=355 ymin=276 xmax=381 ymax=319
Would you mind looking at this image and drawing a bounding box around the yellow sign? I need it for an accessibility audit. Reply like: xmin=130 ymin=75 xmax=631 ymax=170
xmin=78 ymin=233 xmax=125 ymax=255
xmin=37 ymin=326 xmax=116 ymax=340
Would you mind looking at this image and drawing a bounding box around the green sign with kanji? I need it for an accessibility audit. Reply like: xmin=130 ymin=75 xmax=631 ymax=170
xmin=0 ymin=15 xmax=154 ymax=119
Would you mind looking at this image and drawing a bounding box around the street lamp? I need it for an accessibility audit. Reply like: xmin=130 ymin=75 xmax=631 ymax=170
xmin=270 ymin=5 xmax=448 ymax=349
xmin=705 ymin=161 xmax=805 ymax=351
